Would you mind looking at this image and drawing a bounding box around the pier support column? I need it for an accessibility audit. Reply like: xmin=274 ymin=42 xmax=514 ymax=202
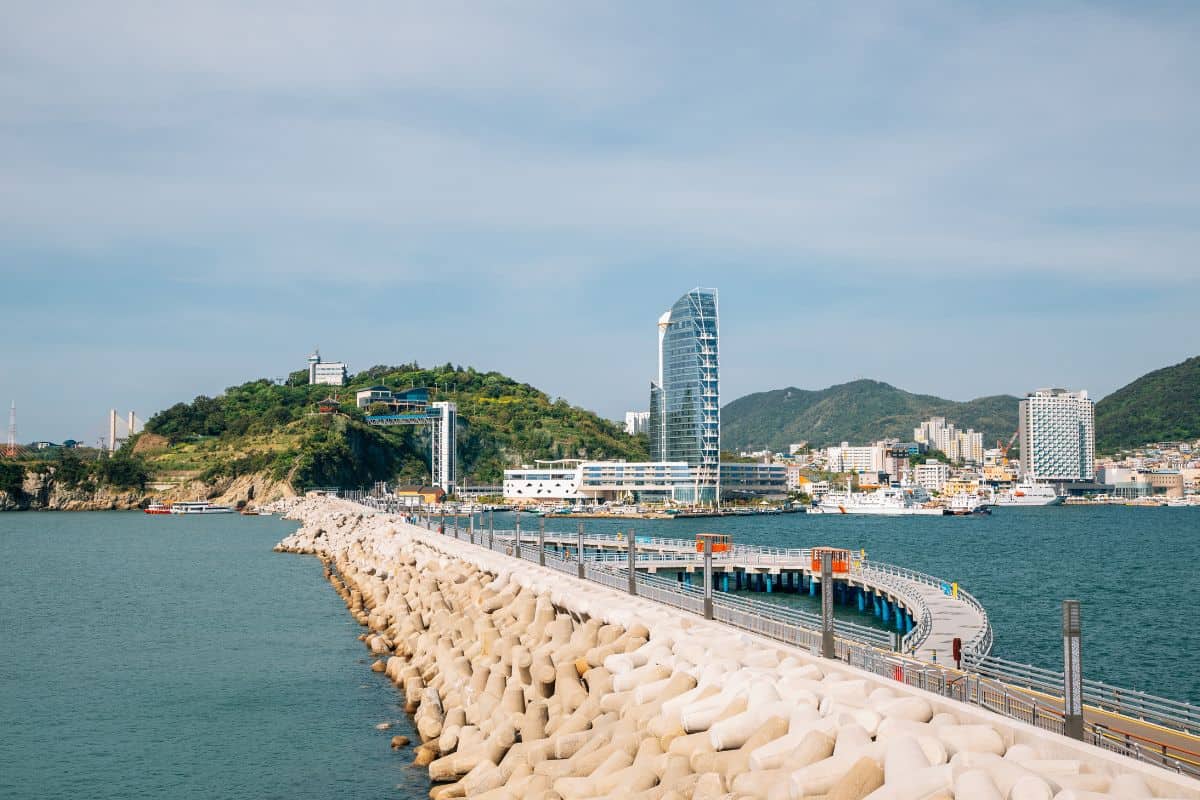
xmin=702 ymin=537 xmax=714 ymax=620
xmin=857 ymin=588 xmax=865 ymax=612
xmin=874 ymin=594 xmax=882 ymax=617
xmin=1063 ymin=600 xmax=1084 ymax=740
xmin=895 ymin=605 xmax=904 ymax=632
xmin=577 ymin=522 xmax=585 ymax=579
xmin=821 ymin=550 xmax=835 ymax=659
xmin=809 ymin=575 xmax=817 ymax=596
xmin=765 ymin=575 xmax=772 ymax=594
xmin=721 ymin=573 xmax=729 ymax=593
xmin=627 ymin=529 xmax=637 ymax=596
xmin=882 ymin=599 xmax=891 ymax=624
xmin=538 ymin=518 xmax=545 ymax=566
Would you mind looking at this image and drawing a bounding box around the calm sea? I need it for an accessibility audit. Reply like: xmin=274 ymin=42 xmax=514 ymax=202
xmin=0 ymin=512 xmax=428 ymax=800
xmin=1 ymin=506 xmax=1196 ymax=799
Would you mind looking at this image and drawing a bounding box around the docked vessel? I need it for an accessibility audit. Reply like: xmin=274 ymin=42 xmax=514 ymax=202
xmin=169 ymin=501 xmax=235 ymax=515
xmin=944 ymin=493 xmax=991 ymax=516
xmin=993 ymin=483 xmax=1063 ymax=507
xmin=144 ymin=501 xmax=172 ymax=515
xmin=811 ymin=486 xmax=944 ymax=516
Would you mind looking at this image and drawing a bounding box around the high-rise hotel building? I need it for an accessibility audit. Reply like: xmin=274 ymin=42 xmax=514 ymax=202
xmin=648 ymin=288 xmax=720 ymax=504
xmin=1018 ymin=388 xmax=1096 ymax=482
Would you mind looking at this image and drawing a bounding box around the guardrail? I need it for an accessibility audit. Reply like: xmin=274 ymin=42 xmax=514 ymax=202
xmin=360 ymin=503 xmax=1199 ymax=776
xmin=965 ymin=653 xmax=1200 ymax=738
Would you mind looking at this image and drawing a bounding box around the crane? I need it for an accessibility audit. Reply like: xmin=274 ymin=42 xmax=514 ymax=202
xmin=995 ymin=431 xmax=1019 ymax=465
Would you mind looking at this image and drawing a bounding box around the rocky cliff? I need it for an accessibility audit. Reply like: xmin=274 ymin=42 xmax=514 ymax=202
xmin=0 ymin=466 xmax=295 ymax=511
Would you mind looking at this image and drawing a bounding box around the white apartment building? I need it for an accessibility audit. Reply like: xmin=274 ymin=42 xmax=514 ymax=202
xmin=1018 ymin=389 xmax=1096 ymax=482
xmin=624 ymin=411 xmax=650 ymax=436
xmin=824 ymin=442 xmax=886 ymax=474
xmin=913 ymin=460 xmax=950 ymax=493
xmin=914 ymin=416 xmax=984 ymax=464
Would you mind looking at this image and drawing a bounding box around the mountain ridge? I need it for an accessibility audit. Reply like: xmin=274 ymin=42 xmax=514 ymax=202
xmin=721 ymin=379 xmax=1020 ymax=452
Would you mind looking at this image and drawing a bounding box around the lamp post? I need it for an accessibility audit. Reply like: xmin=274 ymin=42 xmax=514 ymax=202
xmin=821 ymin=550 xmax=835 ymax=659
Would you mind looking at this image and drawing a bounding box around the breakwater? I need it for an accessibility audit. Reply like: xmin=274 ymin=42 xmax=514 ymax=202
xmin=274 ymin=497 xmax=1200 ymax=799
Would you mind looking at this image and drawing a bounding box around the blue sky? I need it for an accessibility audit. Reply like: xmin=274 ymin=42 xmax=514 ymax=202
xmin=3 ymin=2 xmax=1198 ymax=443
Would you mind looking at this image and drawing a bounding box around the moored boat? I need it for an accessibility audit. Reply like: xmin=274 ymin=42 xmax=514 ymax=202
xmin=811 ymin=486 xmax=944 ymax=516
xmin=144 ymin=501 xmax=172 ymax=515
xmin=994 ymin=482 xmax=1063 ymax=507
xmin=169 ymin=501 xmax=235 ymax=515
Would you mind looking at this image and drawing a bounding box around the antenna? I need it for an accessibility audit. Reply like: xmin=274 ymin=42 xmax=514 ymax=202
xmin=5 ymin=401 xmax=15 ymax=457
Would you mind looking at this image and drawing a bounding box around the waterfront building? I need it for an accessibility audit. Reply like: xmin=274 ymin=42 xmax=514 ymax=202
xmin=308 ymin=349 xmax=348 ymax=386
xmin=502 ymin=458 xmax=784 ymax=504
xmin=393 ymin=486 xmax=446 ymax=506
xmin=647 ymin=288 xmax=720 ymax=505
xmin=624 ymin=411 xmax=650 ymax=436
xmin=719 ymin=462 xmax=788 ymax=501
xmin=914 ymin=460 xmax=950 ymax=493
xmin=1018 ymin=388 xmax=1096 ymax=482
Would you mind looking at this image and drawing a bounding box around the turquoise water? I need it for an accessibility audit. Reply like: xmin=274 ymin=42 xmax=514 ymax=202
xmin=2 ymin=507 xmax=1197 ymax=799
xmin=501 ymin=506 xmax=1200 ymax=704
xmin=0 ymin=512 xmax=429 ymax=800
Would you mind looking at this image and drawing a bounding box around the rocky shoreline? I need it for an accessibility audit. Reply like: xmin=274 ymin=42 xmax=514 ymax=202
xmin=0 ymin=470 xmax=294 ymax=512
xmin=272 ymin=496 xmax=1200 ymax=800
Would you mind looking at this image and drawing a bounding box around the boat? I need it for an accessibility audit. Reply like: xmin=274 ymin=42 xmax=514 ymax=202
xmin=144 ymin=501 xmax=172 ymax=515
xmin=811 ymin=486 xmax=945 ymax=516
xmin=169 ymin=501 xmax=235 ymax=515
xmin=993 ymin=483 xmax=1064 ymax=507
xmin=944 ymin=493 xmax=991 ymax=516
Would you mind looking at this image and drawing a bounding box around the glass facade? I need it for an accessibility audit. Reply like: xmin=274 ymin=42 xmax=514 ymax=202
xmin=648 ymin=288 xmax=720 ymax=504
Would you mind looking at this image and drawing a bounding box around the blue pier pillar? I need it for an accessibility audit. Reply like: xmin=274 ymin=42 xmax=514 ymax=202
xmin=765 ymin=575 xmax=773 ymax=593
xmin=895 ymin=605 xmax=904 ymax=631
xmin=881 ymin=598 xmax=891 ymax=623
xmin=905 ymin=613 xmax=912 ymax=633
xmin=722 ymin=573 xmax=729 ymax=593
xmin=684 ymin=572 xmax=691 ymax=587
xmin=809 ymin=577 xmax=817 ymax=596
xmin=757 ymin=573 xmax=765 ymax=592
xmin=873 ymin=594 xmax=882 ymax=617
xmin=677 ymin=571 xmax=684 ymax=583
xmin=857 ymin=588 xmax=865 ymax=612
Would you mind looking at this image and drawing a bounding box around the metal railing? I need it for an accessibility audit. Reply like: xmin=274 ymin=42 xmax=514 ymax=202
xmin=370 ymin=505 xmax=1200 ymax=776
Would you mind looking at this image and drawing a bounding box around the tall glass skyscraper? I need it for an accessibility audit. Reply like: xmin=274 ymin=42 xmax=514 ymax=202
xmin=648 ymin=288 xmax=720 ymax=504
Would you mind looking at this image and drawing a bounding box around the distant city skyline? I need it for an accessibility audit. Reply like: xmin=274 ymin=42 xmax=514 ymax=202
xmin=3 ymin=3 xmax=1198 ymax=442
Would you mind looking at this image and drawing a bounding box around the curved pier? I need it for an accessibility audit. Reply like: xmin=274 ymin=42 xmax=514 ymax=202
xmin=491 ymin=528 xmax=989 ymax=664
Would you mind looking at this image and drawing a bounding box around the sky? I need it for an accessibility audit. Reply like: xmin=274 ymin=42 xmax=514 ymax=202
xmin=3 ymin=2 xmax=1198 ymax=444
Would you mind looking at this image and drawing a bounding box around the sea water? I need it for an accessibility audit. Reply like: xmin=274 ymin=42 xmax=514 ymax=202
xmin=3 ymin=506 xmax=1197 ymax=800
xmin=0 ymin=512 xmax=429 ymax=799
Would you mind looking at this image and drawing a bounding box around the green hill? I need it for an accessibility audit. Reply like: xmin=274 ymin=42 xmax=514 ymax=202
xmin=140 ymin=363 xmax=648 ymax=491
xmin=721 ymin=379 xmax=1019 ymax=452
xmin=1095 ymin=356 xmax=1200 ymax=452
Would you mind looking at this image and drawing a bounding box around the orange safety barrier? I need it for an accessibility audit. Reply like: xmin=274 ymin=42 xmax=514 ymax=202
xmin=811 ymin=546 xmax=851 ymax=574
xmin=696 ymin=533 xmax=732 ymax=553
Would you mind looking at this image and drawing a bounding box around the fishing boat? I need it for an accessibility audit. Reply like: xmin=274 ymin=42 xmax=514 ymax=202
xmin=144 ymin=501 xmax=172 ymax=515
xmin=169 ymin=501 xmax=235 ymax=515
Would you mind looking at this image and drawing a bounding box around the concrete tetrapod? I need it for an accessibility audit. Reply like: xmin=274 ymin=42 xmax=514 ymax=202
xmin=269 ymin=496 xmax=1200 ymax=800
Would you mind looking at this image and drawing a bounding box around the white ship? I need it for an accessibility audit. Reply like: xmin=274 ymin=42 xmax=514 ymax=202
xmin=169 ymin=501 xmax=235 ymax=515
xmin=811 ymin=486 xmax=945 ymax=516
xmin=993 ymin=483 xmax=1063 ymax=507
xmin=945 ymin=492 xmax=991 ymax=515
